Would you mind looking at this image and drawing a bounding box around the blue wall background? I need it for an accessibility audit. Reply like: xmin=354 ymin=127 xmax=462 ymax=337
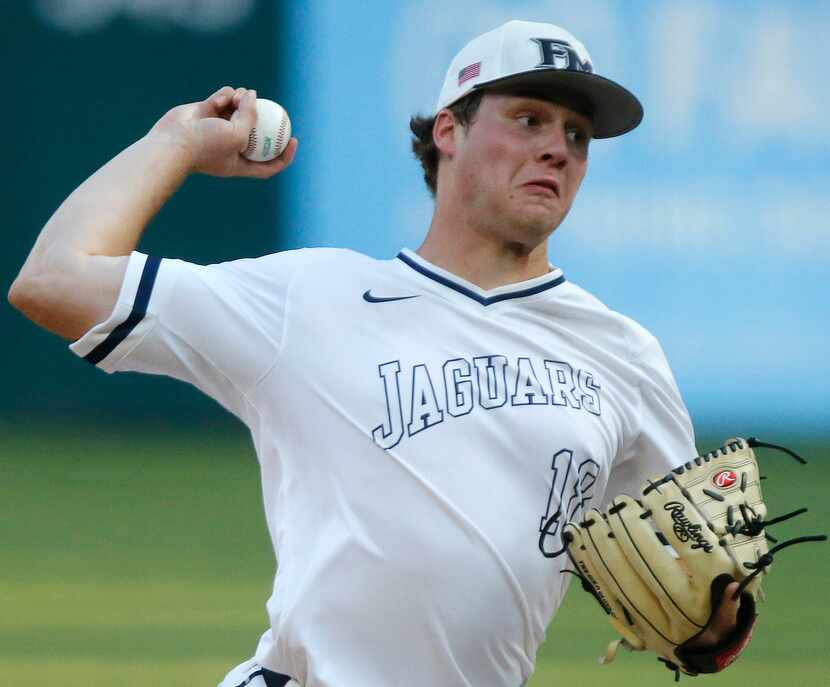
xmin=3 ymin=1 xmax=279 ymax=428
xmin=5 ymin=1 xmax=826 ymax=438
xmin=278 ymin=0 xmax=829 ymax=437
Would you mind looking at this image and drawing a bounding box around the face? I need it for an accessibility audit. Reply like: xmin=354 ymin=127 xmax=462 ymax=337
xmin=438 ymin=92 xmax=592 ymax=249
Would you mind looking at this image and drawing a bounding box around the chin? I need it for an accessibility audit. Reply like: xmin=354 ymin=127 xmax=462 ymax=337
xmin=475 ymin=197 xmax=563 ymax=244
xmin=512 ymin=209 xmax=562 ymax=237
xmin=508 ymin=193 xmax=563 ymax=223
xmin=491 ymin=219 xmax=555 ymax=253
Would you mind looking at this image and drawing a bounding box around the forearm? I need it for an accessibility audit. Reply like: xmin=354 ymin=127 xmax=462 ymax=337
xmin=9 ymin=86 xmax=295 ymax=341
xmin=19 ymin=130 xmax=193 ymax=275
xmin=8 ymin=130 xmax=195 ymax=340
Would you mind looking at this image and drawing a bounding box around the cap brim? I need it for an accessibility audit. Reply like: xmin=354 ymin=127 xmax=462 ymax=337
xmin=468 ymin=69 xmax=643 ymax=138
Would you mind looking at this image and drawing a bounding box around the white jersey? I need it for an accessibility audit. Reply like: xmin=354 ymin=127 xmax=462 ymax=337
xmin=70 ymin=247 xmax=695 ymax=687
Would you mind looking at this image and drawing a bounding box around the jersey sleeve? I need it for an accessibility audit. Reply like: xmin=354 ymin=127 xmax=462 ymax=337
xmin=604 ymin=335 xmax=697 ymax=502
xmin=69 ymin=250 xmax=306 ymax=423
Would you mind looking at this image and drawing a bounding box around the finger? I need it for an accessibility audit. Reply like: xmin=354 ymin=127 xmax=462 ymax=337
xmin=211 ymin=86 xmax=236 ymax=114
xmin=278 ymin=137 xmax=298 ymax=166
xmin=210 ymin=85 xmax=235 ymax=106
xmin=236 ymin=138 xmax=298 ymax=179
xmin=684 ymin=582 xmax=743 ymax=650
xmin=232 ymin=87 xmax=248 ymax=107
xmin=696 ymin=581 xmax=740 ymax=647
xmin=231 ymin=90 xmax=258 ymax=153
xmin=713 ymin=581 xmax=741 ymax=632
xmin=196 ymin=86 xmax=236 ymax=118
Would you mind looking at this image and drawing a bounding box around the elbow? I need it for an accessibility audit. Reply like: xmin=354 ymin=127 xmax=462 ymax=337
xmin=8 ymin=273 xmax=34 ymax=315
xmin=9 ymin=239 xmax=78 ymax=321
xmin=9 ymin=246 xmax=56 ymax=318
xmin=7 ymin=270 xmax=75 ymax=340
xmin=8 ymin=259 xmax=116 ymax=341
xmin=8 ymin=271 xmax=50 ymax=325
xmin=9 ymin=252 xmax=123 ymax=341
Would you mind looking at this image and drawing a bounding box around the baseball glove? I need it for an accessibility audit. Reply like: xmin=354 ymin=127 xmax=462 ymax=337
xmin=560 ymin=437 xmax=826 ymax=679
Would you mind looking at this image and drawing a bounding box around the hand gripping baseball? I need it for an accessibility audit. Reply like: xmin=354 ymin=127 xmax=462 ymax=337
xmin=562 ymin=438 xmax=827 ymax=680
xmin=150 ymin=86 xmax=298 ymax=179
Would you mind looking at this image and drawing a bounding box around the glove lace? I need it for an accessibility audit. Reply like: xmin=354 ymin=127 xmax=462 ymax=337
xmin=657 ymin=657 xmax=682 ymax=682
xmin=745 ymin=437 xmax=807 ymax=464
xmin=733 ymin=534 xmax=828 ymax=599
xmin=643 ymin=436 xmax=805 ymax=498
xmin=725 ymin=506 xmax=807 ymax=537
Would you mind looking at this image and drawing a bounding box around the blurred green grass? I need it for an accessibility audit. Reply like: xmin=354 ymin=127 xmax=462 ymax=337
xmin=1 ymin=428 xmax=828 ymax=686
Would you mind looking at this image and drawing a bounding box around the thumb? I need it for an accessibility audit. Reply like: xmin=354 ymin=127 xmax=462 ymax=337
xmin=232 ymin=90 xmax=258 ymax=154
xmin=711 ymin=581 xmax=741 ymax=636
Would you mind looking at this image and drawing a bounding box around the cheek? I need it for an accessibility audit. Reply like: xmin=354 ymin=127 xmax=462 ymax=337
xmin=471 ymin=139 xmax=520 ymax=190
xmin=458 ymin=141 xmax=511 ymax=199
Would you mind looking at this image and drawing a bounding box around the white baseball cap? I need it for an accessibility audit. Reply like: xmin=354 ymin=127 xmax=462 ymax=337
xmin=435 ymin=20 xmax=643 ymax=138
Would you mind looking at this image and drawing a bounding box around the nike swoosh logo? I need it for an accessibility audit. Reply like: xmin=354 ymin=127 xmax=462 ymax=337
xmin=363 ymin=290 xmax=420 ymax=303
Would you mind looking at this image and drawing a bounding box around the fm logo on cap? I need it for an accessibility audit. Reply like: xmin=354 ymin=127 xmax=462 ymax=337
xmin=531 ymin=38 xmax=593 ymax=73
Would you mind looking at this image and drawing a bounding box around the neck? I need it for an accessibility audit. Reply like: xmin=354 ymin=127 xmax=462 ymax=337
xmin=417 ymin=202 xmax=552 ymax=291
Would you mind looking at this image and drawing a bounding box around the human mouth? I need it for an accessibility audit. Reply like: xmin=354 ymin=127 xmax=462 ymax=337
xmin=522 ymin=179 xmax=560 ymax=198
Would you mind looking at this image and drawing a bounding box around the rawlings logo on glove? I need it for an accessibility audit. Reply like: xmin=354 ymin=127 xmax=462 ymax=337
xmin=664 ymin=502 xmax=714 ymax=552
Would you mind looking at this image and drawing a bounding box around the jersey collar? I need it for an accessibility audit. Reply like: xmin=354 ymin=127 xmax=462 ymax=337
xmin=396 ymin=249 xmax=566 ymax=307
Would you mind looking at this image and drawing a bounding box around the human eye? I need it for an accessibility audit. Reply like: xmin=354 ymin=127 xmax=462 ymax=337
xmin=566 ymin=125 xmax=591 ymax=147
xmin=565 ymin=126 xmax=586 ymax=143
xmin=516 ymin=114 xmax=540 ymax=127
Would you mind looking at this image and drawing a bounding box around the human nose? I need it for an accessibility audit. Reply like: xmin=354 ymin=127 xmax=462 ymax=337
xmin=537 ymin=127 xmax=568 ymax=169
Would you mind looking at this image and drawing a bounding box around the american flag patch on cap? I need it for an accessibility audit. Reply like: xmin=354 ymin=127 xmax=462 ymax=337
xmin=457 ymin=61 xmax=481 ymax=85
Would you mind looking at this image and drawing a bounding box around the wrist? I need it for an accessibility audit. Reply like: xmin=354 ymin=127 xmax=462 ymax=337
xmin=143 ymin=125 xmax=200 ymax=175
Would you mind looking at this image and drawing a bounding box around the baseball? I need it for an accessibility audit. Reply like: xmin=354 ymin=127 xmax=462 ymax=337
xmin=243 ymin=98 xmax=292 ymax=162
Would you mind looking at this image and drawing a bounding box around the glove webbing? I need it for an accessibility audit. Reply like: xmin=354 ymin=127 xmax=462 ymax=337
xmin=723 ymin=439 xmax=827 ymax=598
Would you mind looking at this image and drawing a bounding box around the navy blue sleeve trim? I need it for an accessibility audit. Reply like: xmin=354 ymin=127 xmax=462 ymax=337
xmin=397 ymin=251 xmax=565 ymax=305
xmin=83 ymin=255 xmax=162 ymax=365
xmin=232 ymin=668 xmax=292 ymax=687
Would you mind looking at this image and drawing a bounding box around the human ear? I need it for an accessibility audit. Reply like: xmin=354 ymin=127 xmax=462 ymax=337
xmin=432 ymin=110 xmax=457 ymax=157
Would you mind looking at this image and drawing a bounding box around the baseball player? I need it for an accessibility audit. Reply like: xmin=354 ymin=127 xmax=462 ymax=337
xmin=10 ymin=20 xmax=745 ymax=687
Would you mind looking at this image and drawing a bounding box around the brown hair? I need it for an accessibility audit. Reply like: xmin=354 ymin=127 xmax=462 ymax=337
xmin=409 ymin=90 xmax=484 ymax=196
